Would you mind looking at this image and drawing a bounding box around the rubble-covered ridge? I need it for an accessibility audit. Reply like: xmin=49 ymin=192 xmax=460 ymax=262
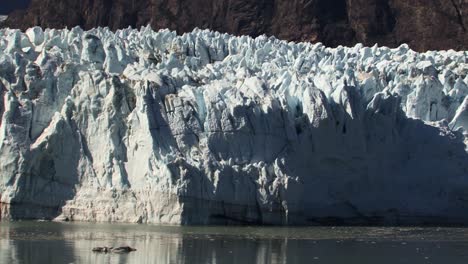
xmin=0 ymin=27 xmax=467 ymax=225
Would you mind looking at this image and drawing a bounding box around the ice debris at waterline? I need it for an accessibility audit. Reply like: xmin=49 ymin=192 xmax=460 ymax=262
xmin=0 ymin=26 xmax=467 ymax=225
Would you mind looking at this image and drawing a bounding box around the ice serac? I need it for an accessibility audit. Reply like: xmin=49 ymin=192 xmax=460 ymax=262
xmin=0 ymin=27 xmax=468 ymax=225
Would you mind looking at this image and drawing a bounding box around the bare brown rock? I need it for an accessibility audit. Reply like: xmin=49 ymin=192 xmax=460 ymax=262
xmin=2 ymin=0 xmax=467 ymax=51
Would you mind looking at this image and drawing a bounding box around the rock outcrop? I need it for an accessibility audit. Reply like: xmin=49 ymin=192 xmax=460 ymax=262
xmin=0 ymin=27 xmax=467 ymax=225
xmin=2 ymin=0 xmax=468 ymax=52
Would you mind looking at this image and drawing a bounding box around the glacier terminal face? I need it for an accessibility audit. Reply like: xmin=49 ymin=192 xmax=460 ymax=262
xmin=0 ymin=26 xmax=467 ymax=225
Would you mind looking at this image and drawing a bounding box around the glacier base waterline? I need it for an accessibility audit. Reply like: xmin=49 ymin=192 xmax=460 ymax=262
xmin=0 ymin=26 xmax=467 ymax=225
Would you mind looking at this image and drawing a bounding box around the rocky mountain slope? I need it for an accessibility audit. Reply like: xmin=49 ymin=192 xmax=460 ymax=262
xmin=0 ymin=27 xmax=467 ymax=224
xmin=2 ymin=0 xmax=468 ymax=52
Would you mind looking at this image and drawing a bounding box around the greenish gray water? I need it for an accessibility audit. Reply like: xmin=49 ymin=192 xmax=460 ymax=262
xmin=1 ymin=222 xmax=468 ymax=264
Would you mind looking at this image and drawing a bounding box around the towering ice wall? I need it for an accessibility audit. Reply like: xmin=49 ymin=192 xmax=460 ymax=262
xmin=0 ymin=26 xmax=467 ymax=225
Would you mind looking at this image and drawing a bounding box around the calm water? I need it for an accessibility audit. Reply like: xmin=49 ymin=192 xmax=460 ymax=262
xmin=1 ymin=222 xmax=468 ymax=264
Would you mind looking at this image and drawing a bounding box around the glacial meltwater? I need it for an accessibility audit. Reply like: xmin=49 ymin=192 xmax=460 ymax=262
xmin=1 ymin=222 xmax=468 ymax=263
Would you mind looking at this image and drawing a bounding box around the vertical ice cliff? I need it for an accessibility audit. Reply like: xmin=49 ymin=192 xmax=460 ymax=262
xmin=0 ymin=26 xmax=467 ymax=225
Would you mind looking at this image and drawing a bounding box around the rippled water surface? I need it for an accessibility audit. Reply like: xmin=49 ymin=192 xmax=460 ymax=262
xmin=1 ymin=222 xmax=468 ymax=263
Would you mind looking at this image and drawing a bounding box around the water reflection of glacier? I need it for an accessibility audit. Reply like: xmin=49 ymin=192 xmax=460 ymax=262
xmin=2 ymin=222 xmax=468 ymax=264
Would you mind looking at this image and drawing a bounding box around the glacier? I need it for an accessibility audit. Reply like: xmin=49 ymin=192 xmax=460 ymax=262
xmin=0 ymin=26 xmax=467 ymax=225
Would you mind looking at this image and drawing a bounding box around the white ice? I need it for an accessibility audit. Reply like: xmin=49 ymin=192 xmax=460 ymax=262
xmin=0 ymin=26 xmax=467 ymax=224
